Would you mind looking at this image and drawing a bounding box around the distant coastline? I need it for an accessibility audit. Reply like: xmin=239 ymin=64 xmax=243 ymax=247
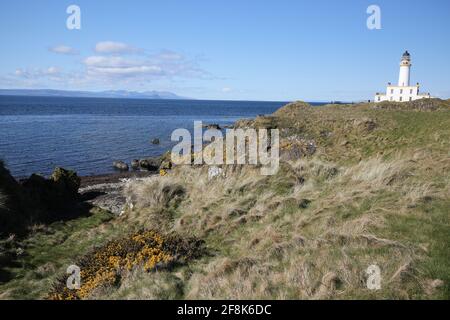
xmin=0 ymin=89 xmax=188 ymax=100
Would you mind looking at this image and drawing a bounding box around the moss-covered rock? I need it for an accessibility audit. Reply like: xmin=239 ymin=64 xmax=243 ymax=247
xmin=50 ymin=167 xmax=81 ymax=194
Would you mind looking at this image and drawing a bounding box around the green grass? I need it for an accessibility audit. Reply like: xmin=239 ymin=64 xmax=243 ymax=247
xmin=382 ymin=199 xmax=450 ymax=299
xmin=0 ymin=208 xmax=115 ymax=299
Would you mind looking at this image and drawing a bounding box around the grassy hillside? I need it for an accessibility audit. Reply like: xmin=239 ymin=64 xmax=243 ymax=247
xmin=1 ymin=99 xmax=449 ymax=299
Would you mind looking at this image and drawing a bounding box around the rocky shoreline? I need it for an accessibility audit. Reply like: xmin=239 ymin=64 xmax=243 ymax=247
xmin=79 ymin=170 xmax=157 ymax=215
xmin=79 ymin=170 xmax=155 ymax=188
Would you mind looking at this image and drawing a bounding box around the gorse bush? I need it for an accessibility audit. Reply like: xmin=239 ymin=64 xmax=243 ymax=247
xmin=48 ymin=230 xmax=204 ymax=300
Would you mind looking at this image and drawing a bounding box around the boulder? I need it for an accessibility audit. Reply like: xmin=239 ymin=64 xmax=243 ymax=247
xmin=113 ymin=161 xmax=129 ymax=171
xmin=151 ymin=138 xmax=160 ymax=145
xmin=159 ymin=151 xmax=173 ymax=170
xmin=131 ymin=159 xmax=140 ymax=170
xmin=139 ymin=157 xmax=161 ymax=171
xmin=21 ymin=168 xmax=81 ymax=220
xmin=50 ymin=167 xmax=80 ymax=195
xmin=160 ymin=159 xmax=172 ymax=170
xmin=1 ymin=164 xmax=84 ymax=235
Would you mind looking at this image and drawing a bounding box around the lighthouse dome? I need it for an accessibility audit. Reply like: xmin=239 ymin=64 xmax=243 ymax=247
xmin=402 ymin=51 xmax=411 ymax=60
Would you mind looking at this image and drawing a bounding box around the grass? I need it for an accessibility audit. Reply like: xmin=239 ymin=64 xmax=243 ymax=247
xmin=0 ymin=208 xmax=116 ymax=299
xmin=0 ymin=99 xmax=449 ymax=300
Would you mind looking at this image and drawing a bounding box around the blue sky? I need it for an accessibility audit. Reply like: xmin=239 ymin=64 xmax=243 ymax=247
xmin=0 ymin=0 xmax=449 ymax=101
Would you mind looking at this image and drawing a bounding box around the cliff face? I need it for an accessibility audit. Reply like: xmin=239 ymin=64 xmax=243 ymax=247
xmin=0 ymin=163 xmax=81 ymax=236
xmin=0 ymin=161 xmax=30 ymax=235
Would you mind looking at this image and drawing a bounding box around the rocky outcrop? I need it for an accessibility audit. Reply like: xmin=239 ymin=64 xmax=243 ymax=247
xmin=151 ymin=138 xmax=160 ymax=145
xmin=0 ymin=161 xmax=31 ymax=235
xmin=22 ymin=167 xmax=81 ymax=215
xmin=280 ymin=137 xmax=317 ymax=161
xmin=131 ymin=159 xmax=140 ymax=170
xmin=0 ymin=164 xmax=82 ymax=235
xmin=139 ymin=157 xmax=161 ymax=171
xmin=51 ymin=167 xmax=81 ymax=195
xmin=113 ymin=161 xmax=129 ymax=171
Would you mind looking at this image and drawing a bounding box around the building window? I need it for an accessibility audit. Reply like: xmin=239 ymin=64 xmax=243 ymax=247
xmin=378 ymin=96 xmax=380 ymax=101
xmin=400 ymin=97 xmax=403 ymax=102
xmin=391 ymin=89 xmax=394 ymax=94
xmin=409 ymin=97 xmax=412 ymax=101
xmin=400 ymin=89 xmax=403 ymax=94
xmin=410 ymin=89 xmax=413 ymax=94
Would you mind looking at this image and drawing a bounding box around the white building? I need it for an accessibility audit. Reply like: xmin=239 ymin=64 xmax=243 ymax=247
xmin=375 ymin=51 xmax=431 ymax=103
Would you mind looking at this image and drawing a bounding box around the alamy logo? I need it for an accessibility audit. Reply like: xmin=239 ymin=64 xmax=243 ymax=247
xmin=366 ymin=264 xmax=381 ymax=290
xmin=66 ymin=265 xmax=81 ymax=290
xmin=66 ymin=5 xmax=81 ymax=30
xmin=367 ymin=5 xmax=382 ymax=30
xmin=171 ymin=121 xmax=279 ymax=175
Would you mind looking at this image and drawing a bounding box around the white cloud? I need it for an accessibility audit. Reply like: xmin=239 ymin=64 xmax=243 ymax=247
xmin=83 ymin=52 xmax=208 ymax=80
xmin=222 ymin=87 xmax=232 ymax=93
xmin=49 ymin=45 xmax=78 ymax=55
xmin=6 ymin=44 xmax=210 ymax=90
xmin=14 ymin=67 xmax=62 ymax=78
xmin=153 ymin=50 xmax=184 ymax=61
xmin=83 ymin=56 xmax=163 ymax=77
xmin=94 ymin=41 xmax=140 ymax=54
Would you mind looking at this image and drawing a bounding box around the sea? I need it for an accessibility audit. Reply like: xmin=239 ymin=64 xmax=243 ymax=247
xmin=0 ymin=96 xmax=323 ymax=178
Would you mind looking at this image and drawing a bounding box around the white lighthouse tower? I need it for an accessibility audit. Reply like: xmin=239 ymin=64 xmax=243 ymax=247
xmin=398 ymin=51 xmax=411 ymax=86
xmin=375 ymin=51 xmax=431 ymax=103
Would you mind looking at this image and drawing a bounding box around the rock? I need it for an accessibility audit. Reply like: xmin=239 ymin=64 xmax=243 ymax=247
xmin=159 ymin=151 xmax=173 ymax=170
xmin=22 ymin=168 xmax=81 ymax=217
xmin=160 ymin=159 xmax=172 ymax=170
xmin=0 ymin=161 xmax=32 ymax=235
xmin=79 ymin=181 xmax=127 ymax=216
xmin=298 ymin=199 xmax=311 ymax=209
xmin=280 ymin=138 xmax=317 ymax=161
xmin=353 ymin=117 xmax=377 ymax=132
xmin=50 ymin=167 xmax=81 ymax=195
xmin=139 ymin=157 xmax=161 ymax=171
xmin=151 ymin=138 xmax=160 ymax=145
xmin=131 ymin=159 xmax=140 ymax=170
xmin=113 ymin=161 xmax=129 ymax=171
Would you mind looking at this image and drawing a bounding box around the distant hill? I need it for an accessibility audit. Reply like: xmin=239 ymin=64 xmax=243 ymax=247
xmin=0 ymin=89 xmax=188 ymax=100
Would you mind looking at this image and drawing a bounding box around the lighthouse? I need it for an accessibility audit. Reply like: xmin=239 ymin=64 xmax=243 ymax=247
xmin=374 ymin=51 xmax=431 ymax=103
xmin=398 ymin=51 xmax=411 ymax=86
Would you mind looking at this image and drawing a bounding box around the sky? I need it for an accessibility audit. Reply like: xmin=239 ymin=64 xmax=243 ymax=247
xmin=0 ymin=0 xmax=449 ymax=101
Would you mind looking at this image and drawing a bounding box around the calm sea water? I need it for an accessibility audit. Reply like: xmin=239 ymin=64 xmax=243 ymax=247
xmin=0 ymin=96 xmax=295 ymax=178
